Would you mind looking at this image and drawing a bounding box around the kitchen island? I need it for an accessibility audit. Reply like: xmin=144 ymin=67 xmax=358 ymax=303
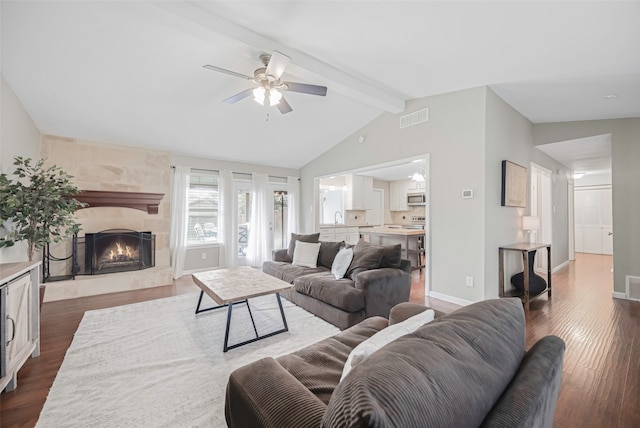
xmin=359 ymin=227 xmax=425 ymax=271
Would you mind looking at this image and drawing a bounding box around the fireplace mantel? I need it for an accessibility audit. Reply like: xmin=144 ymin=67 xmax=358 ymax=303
xmin=75 ymin=190 xmax=164 ymax=214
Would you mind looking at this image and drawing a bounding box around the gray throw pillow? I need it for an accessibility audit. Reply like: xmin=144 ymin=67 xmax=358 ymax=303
xmin=380 ymin=243 xmax=402 ymax=268
xmin=318 ymin=241 xmax=345 ymax=269
xmin=287 ymin=233 xmax=320 ymax=261
xmin=346 ymin=240 xmax=385 ymax=281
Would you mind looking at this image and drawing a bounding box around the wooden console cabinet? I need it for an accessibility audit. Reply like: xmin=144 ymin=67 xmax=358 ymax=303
xmin=1 ymin=261 xmax=41 ymax=392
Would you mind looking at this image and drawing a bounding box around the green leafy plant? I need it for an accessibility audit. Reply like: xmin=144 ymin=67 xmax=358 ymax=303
xmin=0 ymin=156 xmax=84 ymax=261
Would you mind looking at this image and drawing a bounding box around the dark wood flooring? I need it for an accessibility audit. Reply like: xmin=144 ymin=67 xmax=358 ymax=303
xmin=1 ymin=254 xmax=638 ymax=427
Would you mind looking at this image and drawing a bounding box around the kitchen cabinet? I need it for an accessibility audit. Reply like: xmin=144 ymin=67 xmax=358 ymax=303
xmin=1 ymin=261 xmax=41 ymax=393
xmin=408 ymin=178 xmax=426 ymax=191
xmin=389 ymin=180 xmax=410 ymax=211
xmin=344 ymin=174 xmax=373 ymax=210
xmin=319 ymin=226 xmax=360 ymax=245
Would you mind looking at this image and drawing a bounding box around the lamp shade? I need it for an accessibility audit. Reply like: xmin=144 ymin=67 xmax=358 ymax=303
xmin=522 ymin=216 xmax=540 ymax=231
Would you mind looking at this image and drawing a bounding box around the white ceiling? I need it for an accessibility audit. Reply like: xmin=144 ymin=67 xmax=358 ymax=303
xmin=2 ymin=1 xmax=639 ymax=170
xmin=535 ymin=134 xmax=612 ymax=174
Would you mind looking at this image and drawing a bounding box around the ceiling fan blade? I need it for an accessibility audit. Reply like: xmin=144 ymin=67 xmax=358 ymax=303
xmin=276 ymin=96 xmax=293 ymax=114
xmin=284 ymin=82 xmax=327 ymax=96
xmin=203 ymin=64 xmax=252 ymax=80
xmin=265 ymin=50 xmax=291 ymax=80
xmin=223 ymin=88 xmax=254 ymax=104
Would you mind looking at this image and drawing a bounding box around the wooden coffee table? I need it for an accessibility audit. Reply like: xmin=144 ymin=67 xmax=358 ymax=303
xmin=191 ymin=266 xmax=293 ymax=352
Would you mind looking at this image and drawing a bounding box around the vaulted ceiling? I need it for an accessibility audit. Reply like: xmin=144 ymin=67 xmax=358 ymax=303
xmin=2 ymin=1 xmax=639 ymax=170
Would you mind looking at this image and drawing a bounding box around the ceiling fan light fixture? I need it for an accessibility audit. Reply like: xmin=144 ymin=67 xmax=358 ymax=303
xmin=269 ymin=88 xmax=282 ymax=106
xmin=252 ymin=86 xmax=266 ymax=105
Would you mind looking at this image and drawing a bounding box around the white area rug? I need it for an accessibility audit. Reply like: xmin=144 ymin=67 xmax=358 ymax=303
xmin=36 ymin=293 xmax=340 ymax=428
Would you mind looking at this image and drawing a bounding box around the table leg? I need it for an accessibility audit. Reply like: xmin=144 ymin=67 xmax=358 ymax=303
xmin=223 ymin=293 xmax=290 ymax=353
xmin=547 ymin=245 xmax=552 ymax=297
xmin=499 ymin=248 xmax=505 ymax=298
xmin=195 ymin=290 xmax=226 ymax=314
xmin=523 ymin=250 xmax=530 ymax=311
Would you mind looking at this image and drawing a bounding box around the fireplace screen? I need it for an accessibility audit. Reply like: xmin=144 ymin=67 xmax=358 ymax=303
xmin=84 ymin=229 xmax=155 ymax=275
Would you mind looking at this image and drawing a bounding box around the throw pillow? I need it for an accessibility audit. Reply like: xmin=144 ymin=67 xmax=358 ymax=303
xmin=287 ymin=232 xmax=320 ymax=261
xmin=331 ymin=247 xmax=354 ymax=279
xmin=380 ymin=243 xmax=402 ymax=269
xmin=340 ymin=308 xmax=435 ymax=381
xmin=318 ymin=241 xmax=345 ymax=269
xmin=292 ymin=241 xmax=321 ymax=268
xmin=346 ymin=239 xmax=385 ymax=281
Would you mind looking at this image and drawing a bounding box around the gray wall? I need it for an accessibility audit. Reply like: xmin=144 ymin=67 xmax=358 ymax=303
xmin=533 ymin=118 xmax=640 ymax=295
xmin=0 ymin=74 xmax=41 ymax=263
xmin=484 ymin=89 xmax=571 ymax=298
xmin=301 ymin=87 xmax=488 ymax=303
xmin=184 ymin=246 xmax=220 ymax=272
xmin=301 ymin=86 xmax=574 ymax=304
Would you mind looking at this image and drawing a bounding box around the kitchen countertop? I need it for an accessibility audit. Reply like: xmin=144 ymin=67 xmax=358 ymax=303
xmin=361 ymin=227 xmax=425 ymax=236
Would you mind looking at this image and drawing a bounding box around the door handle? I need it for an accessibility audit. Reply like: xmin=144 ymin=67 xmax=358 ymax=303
xmin=6 ymin=316 xmax=16 ymax=345
xmin=608 ymin=232 xmax=613 ymax=236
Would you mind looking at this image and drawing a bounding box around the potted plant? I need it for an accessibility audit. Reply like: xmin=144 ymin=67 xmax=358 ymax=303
xmin=0 ymin=156 xmax=84 ymax=261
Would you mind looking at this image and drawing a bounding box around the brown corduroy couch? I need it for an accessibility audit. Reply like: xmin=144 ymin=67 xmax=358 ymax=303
xmin=225 ymin=298 xmax=566 ymax=428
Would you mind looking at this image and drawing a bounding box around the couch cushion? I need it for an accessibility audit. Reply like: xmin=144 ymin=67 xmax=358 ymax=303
xmin=318 ymin=241 xmax=345 ymax=269
xmin=380 ymin=243 xmax=402 ymax=269
xmin=346 ymin=240 xmax=385 ymax=281
xmin=341 ymin=308 xmax=435 ymax=380
xmin=322 ymin=298 xmax=526 ymax=428
xmin=331 ymin=247 xmax=353 ymax=279
xmin=293 ymin=241 xmax=322 ymax=268
xmin=294 ymin=273 xmax=365 ymax=312
xmin=287 ymin=232 xmax=320 ymax=261
xmin=263 ymin=261 xmax=328 ymax=284
xmin=276 ymin=316 xmax=388 ymax=405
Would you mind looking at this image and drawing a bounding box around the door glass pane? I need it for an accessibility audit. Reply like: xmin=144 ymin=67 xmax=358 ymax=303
xmin=273 ymin=191 xmax=288 ymax=250
xmin=237 ymin=190 xmax=251 ymax=258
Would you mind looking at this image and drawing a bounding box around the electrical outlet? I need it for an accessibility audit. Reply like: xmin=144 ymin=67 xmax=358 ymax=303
xmin=466 ymin=276 xmax=474 ymax=287
xmin=201 ymin=252 xmax=207 ymax=260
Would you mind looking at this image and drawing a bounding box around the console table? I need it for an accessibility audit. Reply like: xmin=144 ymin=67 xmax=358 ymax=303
xmin=499 ymin=243 xmax=551 ymax=310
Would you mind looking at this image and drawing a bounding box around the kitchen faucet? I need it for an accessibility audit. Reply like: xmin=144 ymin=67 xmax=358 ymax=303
xmin=334 ymin=211 xmax=343 ymax=225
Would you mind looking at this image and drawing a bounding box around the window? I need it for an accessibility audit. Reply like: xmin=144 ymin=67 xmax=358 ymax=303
xmin=187 ymin=173 xmax=218 ymax=244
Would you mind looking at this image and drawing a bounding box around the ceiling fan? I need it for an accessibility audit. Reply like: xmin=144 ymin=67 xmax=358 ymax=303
xmin=203 ymin=50 xmax=327 ymax=114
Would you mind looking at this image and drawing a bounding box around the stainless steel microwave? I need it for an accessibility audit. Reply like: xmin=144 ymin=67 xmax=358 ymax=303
xmin=407 ymin=193 xmax=426 ymax=205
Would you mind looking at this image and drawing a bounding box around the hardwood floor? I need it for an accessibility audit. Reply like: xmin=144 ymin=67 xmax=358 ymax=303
xmin=1 ymin=254 xmax=639 ymax=427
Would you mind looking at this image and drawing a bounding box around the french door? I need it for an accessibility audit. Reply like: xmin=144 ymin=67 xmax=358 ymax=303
xmin=233 ymin=181 xmax=288 ymax=266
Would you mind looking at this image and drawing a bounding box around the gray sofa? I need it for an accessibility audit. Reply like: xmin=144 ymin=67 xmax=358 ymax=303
xmin=225 ymin=298 xmax=566 ymax=428
xmin=263 ymin=238 xmax=412 ymax=330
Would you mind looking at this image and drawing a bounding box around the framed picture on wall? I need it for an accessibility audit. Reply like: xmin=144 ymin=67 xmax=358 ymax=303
xmin=501 ymin=160 xmax=527 ymax=207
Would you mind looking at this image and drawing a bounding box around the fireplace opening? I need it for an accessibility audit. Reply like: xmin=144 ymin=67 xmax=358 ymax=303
xmin=84 ymin=229 xmax=155 ymax=275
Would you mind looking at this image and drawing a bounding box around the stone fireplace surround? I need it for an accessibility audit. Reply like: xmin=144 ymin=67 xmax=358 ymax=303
xmin=41 ymin=135 xmax=173 ymax=302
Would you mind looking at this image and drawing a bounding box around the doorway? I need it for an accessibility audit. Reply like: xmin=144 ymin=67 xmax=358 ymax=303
xmin=530 ymin=163 xmax=552 ymax=272
xmin=574 ymin=186 xmax=613 ymax=255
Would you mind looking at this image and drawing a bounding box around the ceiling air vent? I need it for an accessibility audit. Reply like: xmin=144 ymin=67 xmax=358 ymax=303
xmin=399 ymin=108 xmax=429 ymax=129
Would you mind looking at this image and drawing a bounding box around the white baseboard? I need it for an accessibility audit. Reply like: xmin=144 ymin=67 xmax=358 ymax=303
xmin=552 ymin=260 xmax=570 ymax=273
xmin=427 ymin=291 xmax=474 ymax=307
xmin=612 ymin=291 xmax=628 ymax=300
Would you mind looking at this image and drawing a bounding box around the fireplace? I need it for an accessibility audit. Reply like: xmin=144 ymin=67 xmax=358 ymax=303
xmin=84 ymin=229 xmax=155 ymax=275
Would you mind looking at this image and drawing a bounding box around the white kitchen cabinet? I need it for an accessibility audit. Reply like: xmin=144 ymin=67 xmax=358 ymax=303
xmin=390 ymin=180 xmax=410 ymax=211
xmin=319 ymin=227 xmax=360 ymax=245
xmin=1 ymin=261 xmax=41 ymax=393
xmin=408 ymin=178 xmax=426 ymax=191
xmin=344 ymin=175 xmax=374 ymax=210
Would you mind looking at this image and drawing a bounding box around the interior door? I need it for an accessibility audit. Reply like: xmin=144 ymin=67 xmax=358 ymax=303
xmin=575 ymin=187 xmax=612 ymax=255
